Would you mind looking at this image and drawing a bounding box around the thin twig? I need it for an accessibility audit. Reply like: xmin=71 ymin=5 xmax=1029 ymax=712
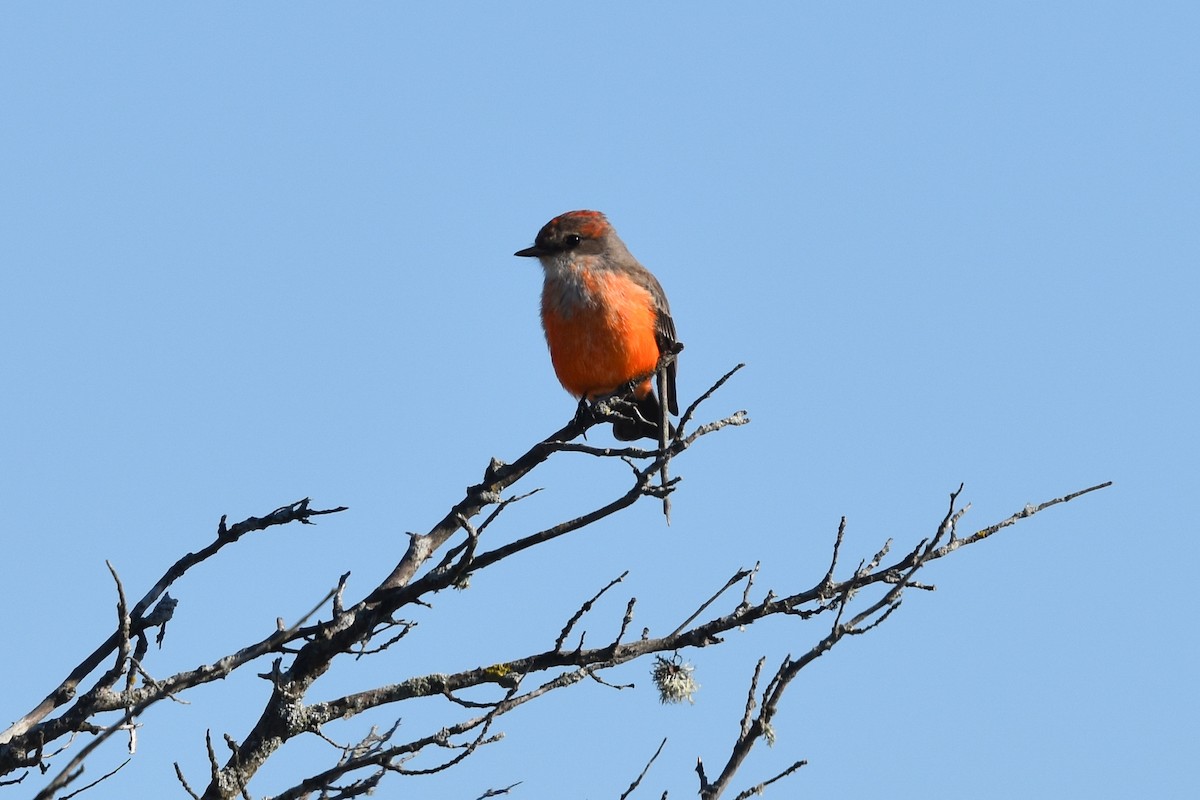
xmin=619 ymin=738 xmax=668 ymax=800
xmin=657 ymin=363 xmax=671 ymax=523
xmin=679 ymin=363 xmax=745 ymax=434
xmin=671 ymin=567 xmax=755 ymax=637
xmin=731 ymin=760 xmax=807 ymax=800
xmin=555 ymin=573 xmax=629 ymax=652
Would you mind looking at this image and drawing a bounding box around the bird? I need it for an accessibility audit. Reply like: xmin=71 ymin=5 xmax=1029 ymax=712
xmin=515 ymin=210 xmax=679 ymax=441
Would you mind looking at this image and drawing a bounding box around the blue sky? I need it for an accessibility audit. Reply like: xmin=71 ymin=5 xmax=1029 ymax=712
xmin=2 ymin=3 xmax=1196 ymax=798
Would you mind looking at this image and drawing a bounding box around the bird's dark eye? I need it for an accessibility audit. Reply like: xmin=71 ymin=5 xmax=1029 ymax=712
xmin=564 ymin=234 xmax=582 ymax=249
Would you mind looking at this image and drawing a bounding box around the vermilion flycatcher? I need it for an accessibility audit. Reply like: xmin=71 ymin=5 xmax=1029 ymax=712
xmin=515 ymin=210 xmax=679 ymax=441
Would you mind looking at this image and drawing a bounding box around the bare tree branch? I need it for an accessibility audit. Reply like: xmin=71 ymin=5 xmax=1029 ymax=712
xmin=0 ymin=360 xmax=1113 ymax=800
xmin=0 ymin=499 xmax=347 ymax=748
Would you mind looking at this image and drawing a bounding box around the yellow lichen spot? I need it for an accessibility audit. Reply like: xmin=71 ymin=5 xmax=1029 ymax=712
xmin=484 ymin=663 xmax=511 ymax=678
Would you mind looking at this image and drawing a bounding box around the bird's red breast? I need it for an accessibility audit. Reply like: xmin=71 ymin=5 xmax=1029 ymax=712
xmin=540 ymin=266 xmax=661 ymax=401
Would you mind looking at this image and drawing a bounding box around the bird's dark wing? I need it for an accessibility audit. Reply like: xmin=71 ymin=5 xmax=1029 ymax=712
xmin=632 ymin=265 xmax=680 ymax=417
xmin=654 ymin=309 xmax=679 ymax=416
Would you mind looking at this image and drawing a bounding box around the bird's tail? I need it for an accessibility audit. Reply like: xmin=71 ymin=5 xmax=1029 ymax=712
xmin=611 ymin=390 xmax=675 ymax=442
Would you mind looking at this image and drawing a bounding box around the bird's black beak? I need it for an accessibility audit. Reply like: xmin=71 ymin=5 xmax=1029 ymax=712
xmin=514 ymin=245 xmax=543 ymax=258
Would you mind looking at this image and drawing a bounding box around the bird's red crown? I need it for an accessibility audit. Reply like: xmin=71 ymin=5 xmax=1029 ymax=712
xmin=546 ymin=210 xmax=610 ymax=240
